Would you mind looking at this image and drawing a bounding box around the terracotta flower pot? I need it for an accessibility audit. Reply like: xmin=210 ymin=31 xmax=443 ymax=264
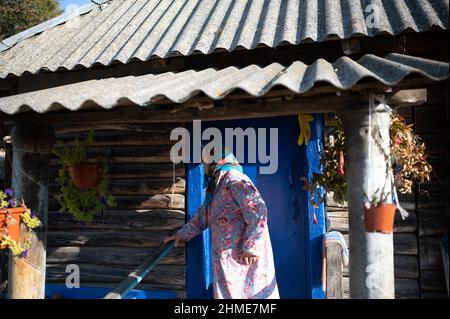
xmin=0 ymin=207 xmax=27 ymax=249
xmin=364 ymin=203 xmax=396 ymax=234
xmin=69 ymin=163 xmax=102 ymax=189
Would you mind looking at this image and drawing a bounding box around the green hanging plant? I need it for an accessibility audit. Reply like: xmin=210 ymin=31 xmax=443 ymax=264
xmin=52 ymin=131 xmax=116 ymax=222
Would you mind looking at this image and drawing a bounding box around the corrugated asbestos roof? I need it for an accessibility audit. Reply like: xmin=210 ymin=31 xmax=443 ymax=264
xmin=0 ymin=0 xmax=448 ymax=79
xmin=1 ymin=53 xmax=448 ymax=115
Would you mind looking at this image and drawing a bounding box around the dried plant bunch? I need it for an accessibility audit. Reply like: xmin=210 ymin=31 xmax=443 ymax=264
xmin=390 ymin=114 xmax=432 ymax=194
xmin=304 ymin=113 xmax=432 ymax=207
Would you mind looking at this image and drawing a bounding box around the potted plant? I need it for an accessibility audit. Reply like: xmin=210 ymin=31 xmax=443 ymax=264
xmin=0 ymin=188 xmax=41 ymax=257
xmin=52 ymin=131 xmax=116 ymax=221
xmin=53 ymin=131 xmax=102 ymax=189
xmin=303 ymin=114 xmax=432 ymax=233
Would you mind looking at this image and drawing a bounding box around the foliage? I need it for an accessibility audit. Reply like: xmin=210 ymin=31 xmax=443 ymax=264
xmin=0 ymin=188 xmax=41 ymax=257
xmin=0 ymin=0 xmax=61 ymax=40
xmin=302 ymin=117 xmax=347 ymax=208
xmin=52 ymin=131 xmax=116 ymax=222
xmin=304 ymin=114 xmax=432 ymax=207
xmin=390 ymin=114 xmax=432 ymax=194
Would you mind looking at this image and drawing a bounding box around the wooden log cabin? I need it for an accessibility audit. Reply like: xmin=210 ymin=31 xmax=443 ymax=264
xmin=0 ymin=0 xmax=449 ymax=299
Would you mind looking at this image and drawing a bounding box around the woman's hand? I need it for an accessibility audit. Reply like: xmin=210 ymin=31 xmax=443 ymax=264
xmin=239 ymin=251 xmax=258 ymax=265
xmin=163 ymin=234 xmax=184 ymax=247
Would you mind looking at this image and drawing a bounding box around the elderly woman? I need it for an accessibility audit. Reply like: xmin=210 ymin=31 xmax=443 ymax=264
xmin=164 ymin=150 xmax=279 ymax=299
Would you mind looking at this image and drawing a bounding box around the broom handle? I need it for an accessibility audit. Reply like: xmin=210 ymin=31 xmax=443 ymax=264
xmin=103 ymin=242 xmax=175 ymax=299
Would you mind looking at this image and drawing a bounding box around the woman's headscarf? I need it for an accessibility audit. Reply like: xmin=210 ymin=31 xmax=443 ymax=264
xmin=203 ymin=148 xmax=243 ymax=206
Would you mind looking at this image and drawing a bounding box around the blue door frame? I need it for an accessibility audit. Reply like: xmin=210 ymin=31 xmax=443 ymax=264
xmin=185 ymin=115 xmax=326 ymax=299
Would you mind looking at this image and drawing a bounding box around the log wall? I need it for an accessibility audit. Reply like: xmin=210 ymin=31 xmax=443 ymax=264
xmin=327 ymin=81 xmax=449 ymax=299
xmin=46 ymin=123 xmax=187 ymax=298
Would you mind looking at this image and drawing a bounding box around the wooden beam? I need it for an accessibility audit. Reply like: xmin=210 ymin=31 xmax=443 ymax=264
xmin=386 ymin=89 xmax=427 ymax=107
xmin=5 ymin=95 xmax=366 ymax=125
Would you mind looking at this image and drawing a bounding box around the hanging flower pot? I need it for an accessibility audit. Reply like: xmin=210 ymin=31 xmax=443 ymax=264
xmin=364 ymin=203 xmax=396 ymax=234
xmin=69 ymin=163 xmax=103 ymax=189
xmin=0 ymin=207 xmax=27 ymax=249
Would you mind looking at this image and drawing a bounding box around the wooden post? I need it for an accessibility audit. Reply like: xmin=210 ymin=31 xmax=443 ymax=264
xmin=338 ymin=100 xmax=395 ymax=299
xmin=8 ymin=124 xmax=55 ymax=299
xmin=326 ymin=244 xmax=344 ymax=299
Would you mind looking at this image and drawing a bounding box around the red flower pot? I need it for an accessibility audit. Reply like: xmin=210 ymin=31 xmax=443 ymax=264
xmin=0 ymin=207 xmax=27 ymax=249
xmin=69 ymin=163 xmax=102 ymax=189
xmin=364 ymin=203 xmax=396 ymax=234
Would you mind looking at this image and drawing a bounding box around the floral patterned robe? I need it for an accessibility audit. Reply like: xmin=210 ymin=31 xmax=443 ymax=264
xmin=176 ymin=169 xmax=279 ymax=299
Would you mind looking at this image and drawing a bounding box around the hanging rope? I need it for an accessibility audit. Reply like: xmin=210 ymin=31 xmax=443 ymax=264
xmin=369 ymin=94 xmax=409 ymax=219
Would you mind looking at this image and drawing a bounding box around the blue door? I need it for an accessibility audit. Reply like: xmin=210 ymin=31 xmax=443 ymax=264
xmin=186 ymin=115 xmax=325 ymax=299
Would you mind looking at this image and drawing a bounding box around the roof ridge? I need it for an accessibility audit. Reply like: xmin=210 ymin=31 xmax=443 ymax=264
xmin=0 ymin=0 xmax=113 ymax=53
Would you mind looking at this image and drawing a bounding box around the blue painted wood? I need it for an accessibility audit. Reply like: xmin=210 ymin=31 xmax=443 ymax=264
xmin=186 ymin=163 xmax=213 ymax=299
xmin=45 ymin=284 xmax=176 ymax=299
xmin=185 ymin=115 xmax=326 ymax=299
xmin=302 ymin=114 xmax=327 ymax=299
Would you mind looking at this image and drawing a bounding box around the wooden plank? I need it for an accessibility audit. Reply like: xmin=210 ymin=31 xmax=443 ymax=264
xmin=395 ymin=278 xmax=420 ymax=298
xmin=417 ymin=208 xmax=449 ymax=222
xmin=419 ymin=219 xmax=448 ymax=237
xmin=420 ymin=291 xmax=449 ymax=299
xmin=394 ymin=255 xmax=419 ymax=279
xmin=420 ymin=269 xmax=447 ymax=292
xmin=46 ymin=246 xmax=185 ymax=266
xmin=417 ymin=192 xmax=448 ymax=210
xmin=328 ymin=216 xmax=348 ymax=233
xmin=420 ymin=236 xmax=444 ymax=270
xmin=7 ymin=95 xmax=367 ymax=125
xmin=394 ymin=234 xmax=418 ymax=256
xmin=394 ymin=211 xmax=417 ymax=233
xmin=49 ymin=178 xmax=186 ymax=196
xmin=326 ymin=244 xmax=344 ymax=299
xmin=49 ymin=194 xmax=185 ymax=211
xmin=49 ymin=163 xmax=185 ymax=180
xmin=47 ymin=230 xmax=178 ymax=248
xmin=46 ymin=263 xmax=185 ymax=287
xmin=54 ymin=131 xmax=175 ymax=147
xmin=47 ymin=210 xmax=185 ymax=231
xmin=54 ymin=123 xmax=176 ymax=134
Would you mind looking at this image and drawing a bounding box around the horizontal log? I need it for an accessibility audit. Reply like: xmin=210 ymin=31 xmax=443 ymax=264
xmin=47 ymin=230 xmax=180 ymax=248
xmin=420 ymin=236 xmax=445 ymax=270
xmin=53 ymin=123 xmax=180 ymax=134
xmin=49 ymin=178 xmax=186 ymax=196
xmin=394 ymin=255 xmax=419 ymax=279
xmin=394 ymin=233 xmax=418 ymax=256
xmin=417 ymin=208 xmax=449 ymax=222
xmin=46 ymin=246 xmax=185 ymax=266
xmin=48 ymin=210 xmax=185 ymax=231
xmin=417 ymin=192 xmax=448 ymax=210
xmin=329 ymin=212 xmax=417 ymax=233
xmin=395 ymin=278 xmax=420 ymax=299
xmin=328 ymin=217 xmax=348 ymax=233
xmin=54 ymin=131 xmax=175 ymax=147
xmin=46 ymin=263 xmax=185 ymax=287
xmin=394 ymin=211 xmax=417 ymax=233
xmin=50 ymin=145 xmax=173 ymax=166
xmin=342 ymin=232 xmax=418 ymax=256
xmin=420 ymin=291 xmax=449 ymax=299
xmin=419 ymin=219 xmax=448 ymax=237
xmin=50 ymin=163 xmax=185 ymax=180
xmin=49 ymin=194 xmax=185 ymax=211
xmin=8 ymin=95 xmax=368 ymax=125
xmin=420 ymin=269 xmax=447 ymax=292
